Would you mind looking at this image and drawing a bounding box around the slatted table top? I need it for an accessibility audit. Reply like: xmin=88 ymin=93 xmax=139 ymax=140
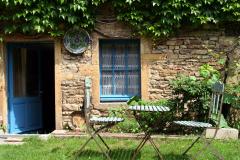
xmin=129 ymin=105 xmax=170 ymax=112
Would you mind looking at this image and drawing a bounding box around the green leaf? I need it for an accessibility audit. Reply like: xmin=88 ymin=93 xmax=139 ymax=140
xmin=59 ymin=0 xmax=64 ymax=4
xmin=211 ymin=114 xmax=230 ymax=128
xmin=218 ymin=58 xmax=226 ymax=65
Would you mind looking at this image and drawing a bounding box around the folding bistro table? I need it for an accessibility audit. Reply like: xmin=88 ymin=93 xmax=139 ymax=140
xmin=129 ymin=105 xmax=170 ymax=160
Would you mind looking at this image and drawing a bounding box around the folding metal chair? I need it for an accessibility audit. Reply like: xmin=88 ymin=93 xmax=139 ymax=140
xmin=79 ymin=77 xmax=124 ymax=160
xmin=173 ymin=81 xmax=225 ymax=160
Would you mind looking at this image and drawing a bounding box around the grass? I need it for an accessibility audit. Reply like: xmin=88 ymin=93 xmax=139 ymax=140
xmin=0 ymin=136 xmax=239 ymax=160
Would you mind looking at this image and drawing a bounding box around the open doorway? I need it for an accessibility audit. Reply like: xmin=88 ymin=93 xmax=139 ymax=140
xmin=40 ymin=44 xmax=55 ymax=133
xmin=7 ymin=43 xmax=55 ymax=133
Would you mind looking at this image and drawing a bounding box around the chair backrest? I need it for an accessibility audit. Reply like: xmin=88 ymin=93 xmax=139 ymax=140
xmin=208 ymin=81 xmax=224 ymax=127
xmin=84 ymin=77 xmax=91 ymax=126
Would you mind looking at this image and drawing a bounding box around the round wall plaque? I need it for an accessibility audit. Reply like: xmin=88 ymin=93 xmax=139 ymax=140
xmin=63 ymin=28 xmax=90 ymax=54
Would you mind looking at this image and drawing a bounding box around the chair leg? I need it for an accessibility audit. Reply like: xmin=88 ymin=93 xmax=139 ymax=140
xmin=78 ymin=128 xmax=102 ymax=153
xmin=182 ymin=136 xmax=201 ymax=155
xmin=91 ymin=134 xmax=112 ymax=160
xmin=179 ymin=128 xmax=224 ymax=160
xmin=193 ymin=135 xmax=224 ymax=160
xmin=208 ymin=143 xmax=224 ymax=160
xmin=92 ymin=125 xmax=112 ymax=151
xmin=191 ymin=128 xmax=224 ymax=160
xmin=203 ymin=128 xmax=224 ymax=160
xmin=79 ymin=136 xmax=93 ymax=153
xmin=149 ymin=138 xmax=164 ymax=160
xmin=79 ymin=127 xmax=112 ymax=160
xmin=96 ymin=133 xmax=111 ymax=151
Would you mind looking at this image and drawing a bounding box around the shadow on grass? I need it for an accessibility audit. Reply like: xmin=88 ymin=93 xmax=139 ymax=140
xmin=163 ymin=153 xmax=190 ymax=160
xmin=73 ymin=148 xmax=191 ymax=160
xmin=73 ymin=148 xmax=138 ymax=160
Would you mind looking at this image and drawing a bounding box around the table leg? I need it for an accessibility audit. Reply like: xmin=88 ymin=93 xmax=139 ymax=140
xmin=131 ymin=133 xmax=150 ymax=160
xmin=131 ymin=110 xmax=166 ymax=160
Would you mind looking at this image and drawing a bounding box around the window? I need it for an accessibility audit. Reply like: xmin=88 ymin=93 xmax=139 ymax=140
xmin=100 ymin=39 xmax=140 ymax=102
xmin=13 ymin=48 xmax=40 ymax=97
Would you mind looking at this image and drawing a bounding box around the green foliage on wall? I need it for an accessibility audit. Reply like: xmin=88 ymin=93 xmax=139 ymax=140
xmin=0 ymin=0 xmax=239 ymax=37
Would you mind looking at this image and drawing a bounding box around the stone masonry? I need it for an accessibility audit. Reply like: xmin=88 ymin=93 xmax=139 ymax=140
xmin=61 ymin=78 xmax=85 ymax=125
xmin=61 ymin=45 xmax=92 ymax=126
xmin=148 ymin=30 xmax=239 ymax=100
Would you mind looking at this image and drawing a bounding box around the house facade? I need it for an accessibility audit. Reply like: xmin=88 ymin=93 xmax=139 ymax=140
xmin=0 ymin=17 xmax=239 ymax=133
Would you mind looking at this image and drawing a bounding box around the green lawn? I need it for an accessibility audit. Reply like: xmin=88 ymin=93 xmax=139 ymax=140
xmin=0 ymin=136 xmax=239 ymax=160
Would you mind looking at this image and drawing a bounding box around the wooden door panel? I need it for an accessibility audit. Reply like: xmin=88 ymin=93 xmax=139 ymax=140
xmin=8 ymin=44 xmax=43 ymax=133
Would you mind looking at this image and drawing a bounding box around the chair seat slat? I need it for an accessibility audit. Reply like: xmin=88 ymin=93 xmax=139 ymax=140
xmin=173 ymin=121 xmax=212 ymax=128
xmin=90 ymin=117 xmax=124 ymax=123
xmin=137 ymin=105 xmax=140 ymax=111
xmin=152 ymin=106 xmax=157 ymax=112
xmin=133 ymin=105 xmax=137 ymax=110
xmin=145 ymin=106 xmax=149 ymax=111
xmin=149 ymin=106 xmax=153 ymax=111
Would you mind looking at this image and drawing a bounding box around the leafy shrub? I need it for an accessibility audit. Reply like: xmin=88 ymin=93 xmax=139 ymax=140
xmin=232 ymin=120 xmax=240 ymax=130
xmin=224 ymin=83 xmax=240 ymax=109
xmin=170 ymin=64 xmax=220 ymax=122
xmin=108 ymin=107 xmax=141 ymax=133
xmin=169 ymin=64 xmax=240 ymax=129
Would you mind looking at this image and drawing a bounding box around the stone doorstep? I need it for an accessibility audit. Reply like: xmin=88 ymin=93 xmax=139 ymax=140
xmin=206 ymin=128 xmax=239 ymax=140
xmin=52 ymin=130 xmax=196 ymax=140
xmin=0 ymin=129 xmax=238 ymax=144
xmin=53 ymin=130 xmax=240 ymax=140
xmin=0 ymin=136 xmax=24 ymax=145
xmin=5 ymin=137 xmax=23 ymax=142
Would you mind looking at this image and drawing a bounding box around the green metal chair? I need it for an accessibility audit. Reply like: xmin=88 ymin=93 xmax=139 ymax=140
xmin=78 ymin=77 xmax=124 ymax=160
xmin=173 ymin=81 xmax=225 ymax=160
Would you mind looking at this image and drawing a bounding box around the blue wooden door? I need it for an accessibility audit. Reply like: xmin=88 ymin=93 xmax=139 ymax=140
xmin=8 ymin=44 xmax=43 ymax=133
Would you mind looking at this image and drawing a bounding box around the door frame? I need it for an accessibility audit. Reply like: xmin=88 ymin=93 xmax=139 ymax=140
xmin=0 ymin=38 xmax=62 ymax=133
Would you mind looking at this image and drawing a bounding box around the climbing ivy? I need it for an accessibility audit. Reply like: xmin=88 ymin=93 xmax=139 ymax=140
xmin=113 ymin=0 xmax=240 ymax=37
xmin=0 ymin=0 xmax=98 ymax=36
xmin=0 ymin=0 xmax=239 ymax=37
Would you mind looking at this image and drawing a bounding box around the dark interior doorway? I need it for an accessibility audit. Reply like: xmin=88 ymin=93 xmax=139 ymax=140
xmin=40 ymin=43 xmax=55 ymax=133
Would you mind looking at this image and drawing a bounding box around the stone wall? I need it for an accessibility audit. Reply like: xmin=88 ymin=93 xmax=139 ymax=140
xmin=61 ymin=45 xmax=92 ymax=126
xmin=226 ymin=46 xmax=240 ymax=85
xmin=61 ymin=78 xmax=85 ymax=125
xmin=148 ymin=30 xmax=239 ymax=100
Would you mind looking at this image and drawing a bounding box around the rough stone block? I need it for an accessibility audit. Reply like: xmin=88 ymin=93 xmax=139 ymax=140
xmin=209 ymin=36 xmax=218 ymax=41
xmin=166 ymin=40 xmax=177 ymax=46
xmin=52 ymin=130 xmax=68 ymax=135
xmin=206 ymin=128 xmax=239 ymax=139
